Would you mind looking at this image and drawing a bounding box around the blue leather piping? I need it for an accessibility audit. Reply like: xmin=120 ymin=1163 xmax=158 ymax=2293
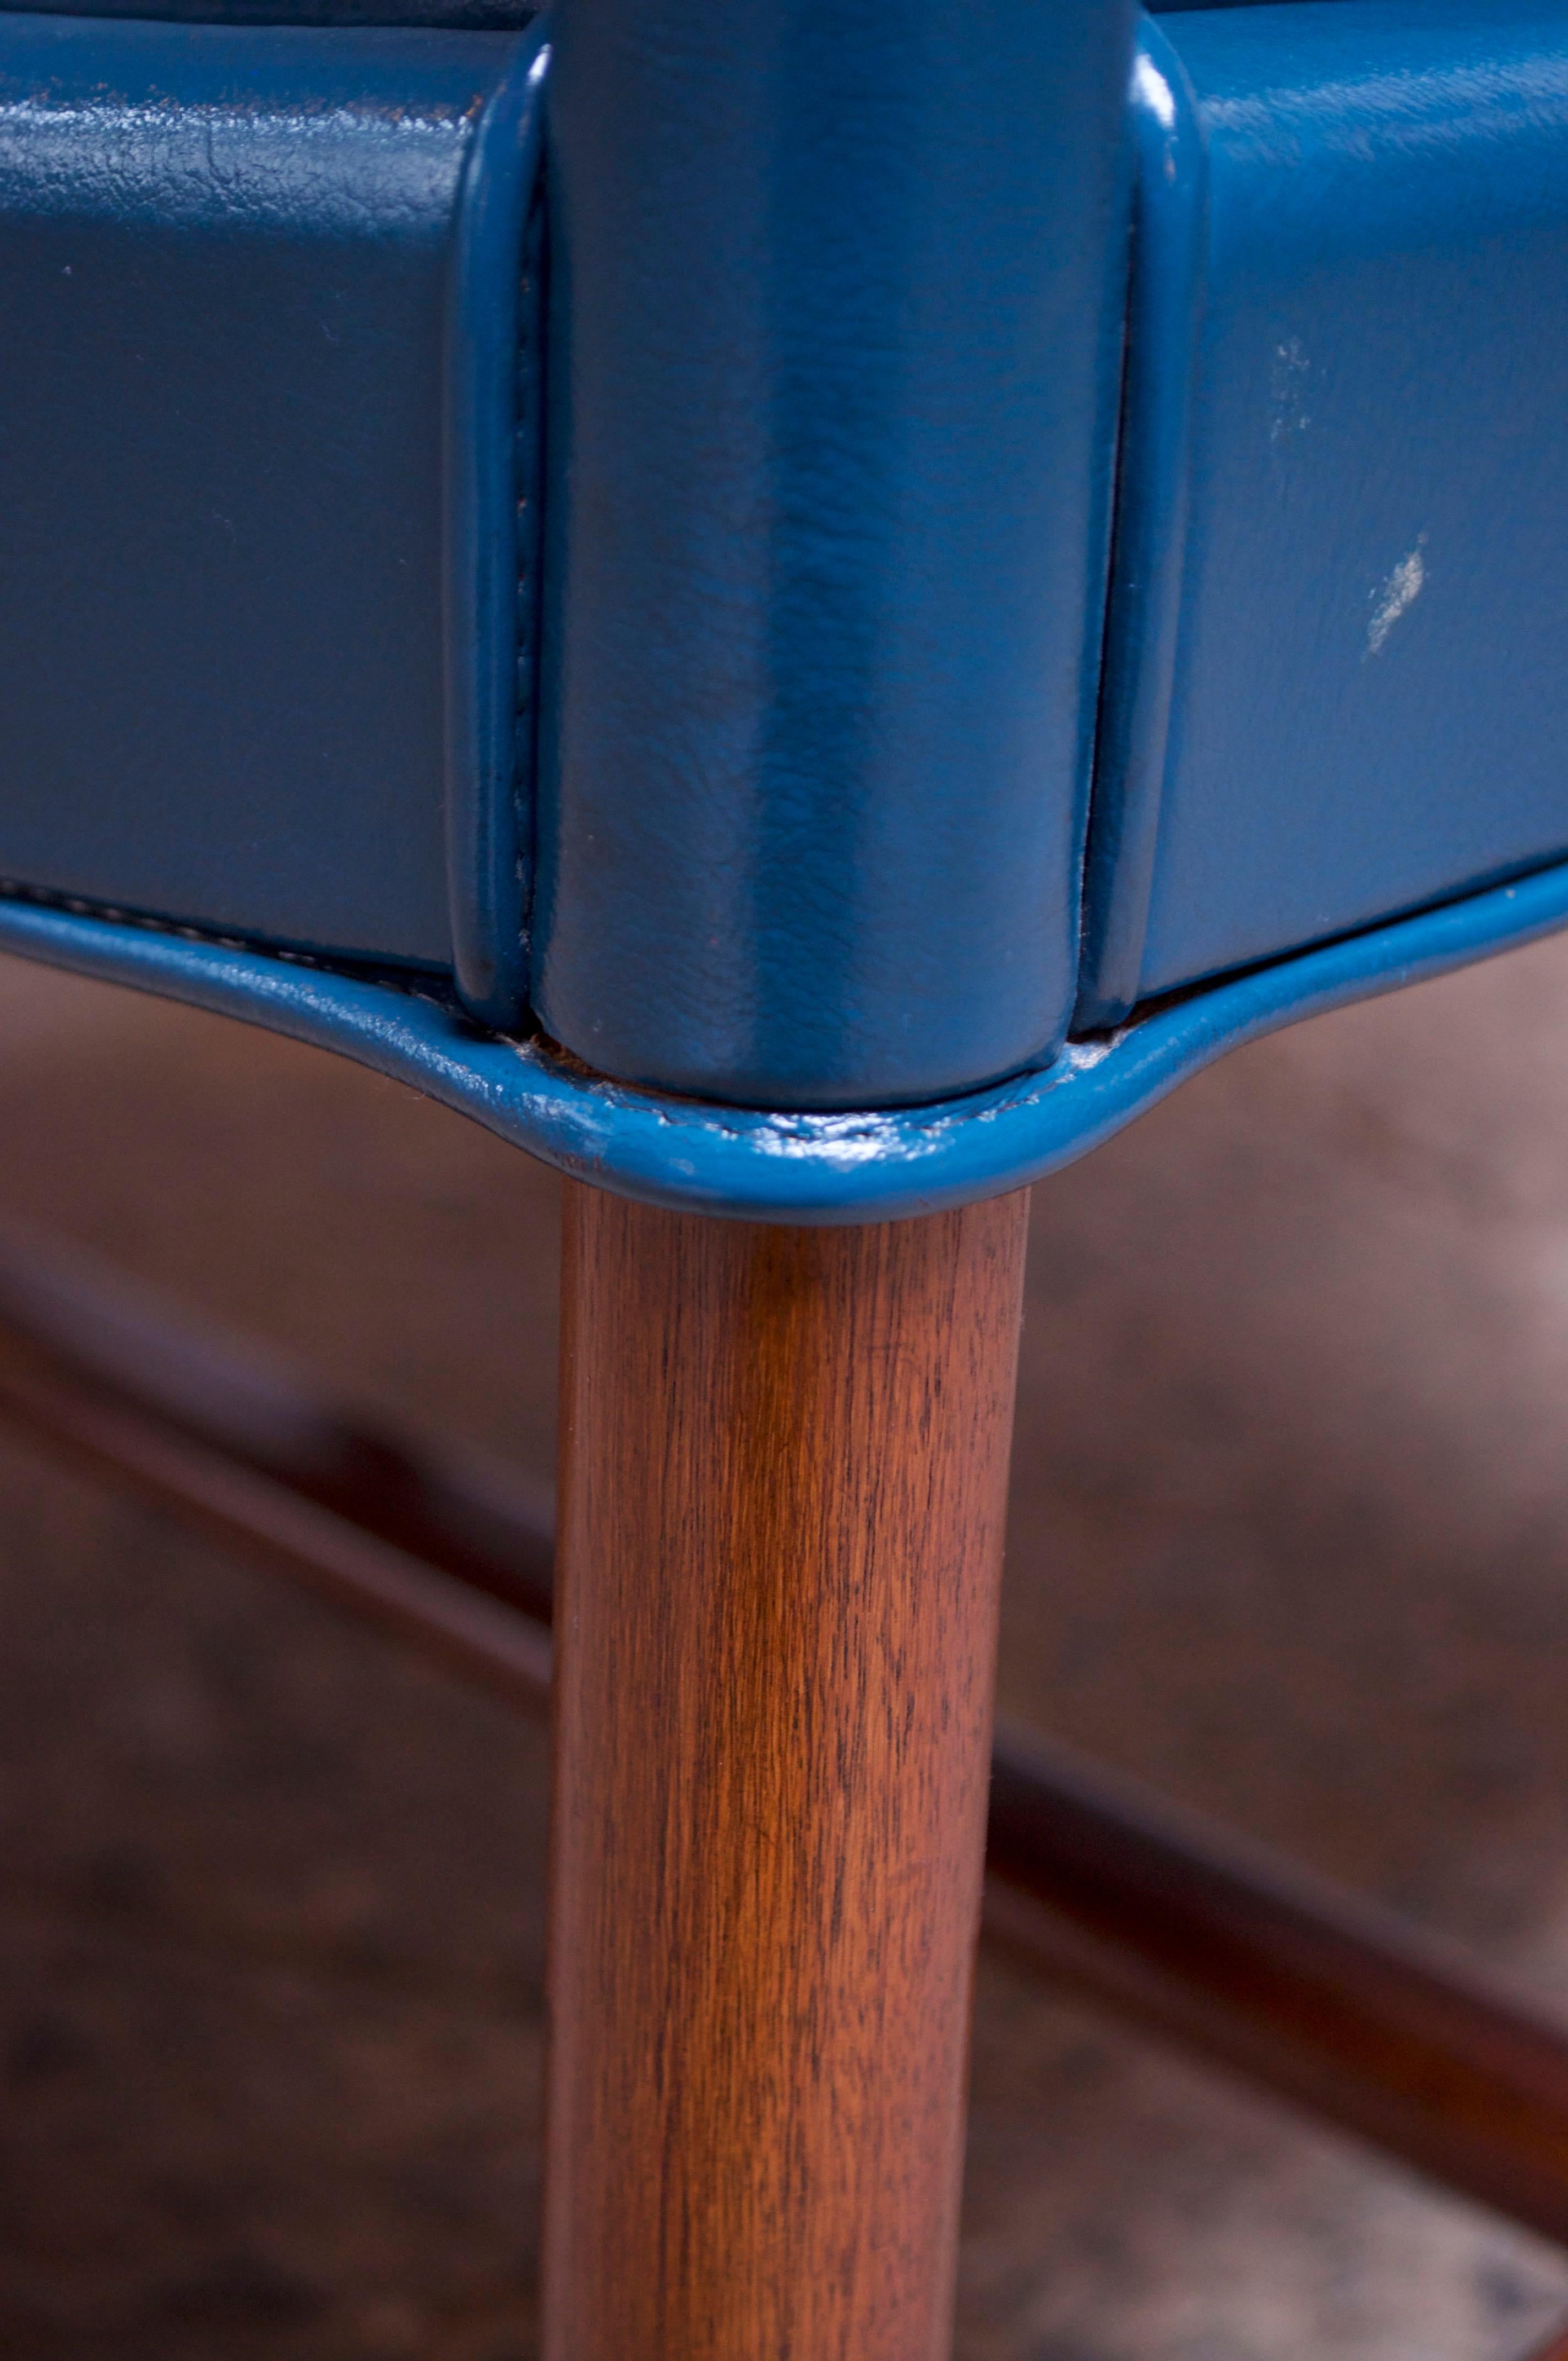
xmin=1076 ymin=17 xmax=1206 ymax=1032
xmin=444 ymin=25 xmax=548 ymax=1032
xmin=4 ymin=857 xmax=1567 ymax=1222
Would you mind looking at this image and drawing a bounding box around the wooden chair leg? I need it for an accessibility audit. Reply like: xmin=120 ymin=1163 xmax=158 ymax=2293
xmin=544 ymin=1182 xmax=1030 ymax=2360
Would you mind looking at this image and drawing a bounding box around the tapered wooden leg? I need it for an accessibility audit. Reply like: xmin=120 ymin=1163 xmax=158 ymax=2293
xmin=543 ymin=1183 xmax=1030 ymax=2361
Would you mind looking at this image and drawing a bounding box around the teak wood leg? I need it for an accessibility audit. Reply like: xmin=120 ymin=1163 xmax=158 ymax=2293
xmin=544 ymin=1183 xmax=1031 ymax=2360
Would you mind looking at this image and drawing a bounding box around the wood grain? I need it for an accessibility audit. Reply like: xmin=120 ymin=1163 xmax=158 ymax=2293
xmin=12 ymin=1212 xmax=1568 ymax=2253
xmin=544 ymin=1184 xmax=1030 ymax=2361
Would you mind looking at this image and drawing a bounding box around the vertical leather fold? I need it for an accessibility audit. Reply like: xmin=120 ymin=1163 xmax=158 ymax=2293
xmin=536 ymin=0 xmax=1136 ymax=1111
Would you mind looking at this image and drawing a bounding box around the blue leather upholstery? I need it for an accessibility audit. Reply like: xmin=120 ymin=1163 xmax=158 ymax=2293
xmin=0 ymin=12 xmax=540 ymax=988
xmin=0 ymin=0 xmax=1565 ymax=1218
xmin=534 ymin=0 xmax=1135 ymax=1109
xmin=1081 ymin=0 xmax=1568 ymax=1024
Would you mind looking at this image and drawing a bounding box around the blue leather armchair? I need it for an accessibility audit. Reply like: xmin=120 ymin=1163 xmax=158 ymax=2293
xmin=0 ymin=0 xmax=1561 ymax=1220
xmin=2 ymin=0 xmax=1565 ymax=2351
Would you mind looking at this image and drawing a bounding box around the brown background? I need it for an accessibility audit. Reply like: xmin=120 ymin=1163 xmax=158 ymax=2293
xmin=2 ymin=934 xmax=1568 ymax=2357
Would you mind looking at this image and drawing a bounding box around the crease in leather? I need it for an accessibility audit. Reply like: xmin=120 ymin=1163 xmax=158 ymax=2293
xmin=535 ymin=0 xmax=1138 ymax=1111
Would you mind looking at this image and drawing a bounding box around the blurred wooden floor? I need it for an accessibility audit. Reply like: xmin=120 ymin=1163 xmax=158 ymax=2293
xmin=2 ymin=939 xmax=1568 ymax=2357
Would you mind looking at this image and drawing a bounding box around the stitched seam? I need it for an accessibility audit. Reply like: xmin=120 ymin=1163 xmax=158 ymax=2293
xmin=0 ymin=876 xmax=469 ymax=1017
xmin=514 ymin=181 xmax=545 ymax=971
